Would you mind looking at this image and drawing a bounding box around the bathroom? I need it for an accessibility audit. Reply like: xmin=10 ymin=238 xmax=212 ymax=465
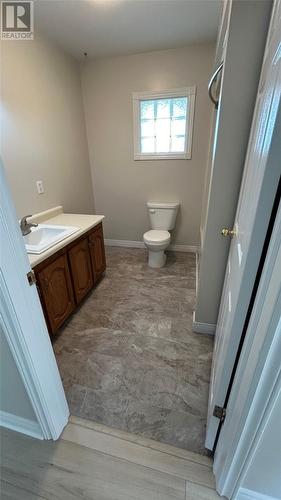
xmin=1 ymin=0 xmax=216 ymax=454
xmin=2 ymin=1 xmax=281 ymax=498
xmin=2 ymin=0 xmax=274 ymax=462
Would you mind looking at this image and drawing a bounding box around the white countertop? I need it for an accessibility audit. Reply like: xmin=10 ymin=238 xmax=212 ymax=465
xmin=28 ymin=207 xmax=104 ymax=268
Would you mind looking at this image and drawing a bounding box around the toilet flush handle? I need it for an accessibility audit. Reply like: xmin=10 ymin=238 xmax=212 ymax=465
xmin=149 ymin=209 xmax=156 ymax=214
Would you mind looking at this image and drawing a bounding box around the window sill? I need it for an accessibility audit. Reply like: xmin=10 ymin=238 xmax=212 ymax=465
xmin=134 ymin=153 xmax=191 ymax=161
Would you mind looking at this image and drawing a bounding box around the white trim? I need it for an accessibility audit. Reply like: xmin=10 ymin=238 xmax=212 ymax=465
xmin=235 ymin=488 xmax=279 ymax=500
xmin=132 ymin=87 xmax=196 ymax=100
xmin=169 ymin=243 xmax=198 ymax=253
xmin=105 ymin=239 xmax=144 ymax=249
xmin=104 ymin=238 xmax=198 ymax=253
xmin=133 ymin=86 xmax=196 ymax=161
xmin=0 ymin=411 xmax=43 ymax=440
xmin=192 ymin=311 xmax=216 ymax=335
xmin=134 ymin=153 xmax=190 ymax=161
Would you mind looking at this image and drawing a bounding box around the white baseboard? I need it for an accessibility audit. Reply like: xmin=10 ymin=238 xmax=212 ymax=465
xmin=0 ymin=410 xmax=44 ymax=440
xmin=192 ymin=311 xmax=216 ymax=336
xmin=105 ymin=239 xmax=144 ymax=249
xmin=235 ymin=488 xmax=279 ymax=500
xmin=104 ymin=239 xmax=199 ymax=253
xmin=169 ymin=244 xmax=199 ymax=253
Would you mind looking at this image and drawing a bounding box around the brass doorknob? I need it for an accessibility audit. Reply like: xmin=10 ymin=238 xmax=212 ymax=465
xmin=221 ymin=228 xmax=236 ymax=238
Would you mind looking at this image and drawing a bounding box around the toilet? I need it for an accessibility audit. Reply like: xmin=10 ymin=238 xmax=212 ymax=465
xmin=143 ymin=202 xmax=179 ymax=268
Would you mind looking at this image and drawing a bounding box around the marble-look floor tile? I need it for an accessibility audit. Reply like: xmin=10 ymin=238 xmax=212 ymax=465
xmin=53 ymin=247 xmax=213 ymax=454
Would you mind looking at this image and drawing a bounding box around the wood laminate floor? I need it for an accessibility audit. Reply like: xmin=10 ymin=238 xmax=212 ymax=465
xmin=0 ymin=416 xmax=223 ymax=499
xmin=53 ymin=248 xmax=214 ymax=454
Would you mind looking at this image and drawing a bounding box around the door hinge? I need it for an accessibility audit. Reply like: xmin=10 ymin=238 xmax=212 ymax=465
xmin=213 ymin=405 xmax=226 ymax=423
xmin=27 ymin=270 xmax=37 ymax=286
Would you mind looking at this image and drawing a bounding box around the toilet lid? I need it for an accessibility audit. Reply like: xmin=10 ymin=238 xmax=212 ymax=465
xmin=143 ymin=230 xmax=170 ymax=243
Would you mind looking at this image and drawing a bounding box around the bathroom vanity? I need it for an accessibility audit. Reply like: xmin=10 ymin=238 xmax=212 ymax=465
xmin=27 ymin=208 xmax=106 ymax=335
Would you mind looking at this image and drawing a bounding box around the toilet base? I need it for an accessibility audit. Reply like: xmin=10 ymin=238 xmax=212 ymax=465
xmin=148 ymin=250 xmax=167 ymax=268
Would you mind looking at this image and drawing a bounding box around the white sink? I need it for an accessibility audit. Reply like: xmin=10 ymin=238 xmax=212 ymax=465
xmin=24 ymin=224 xmax=79 ymax=254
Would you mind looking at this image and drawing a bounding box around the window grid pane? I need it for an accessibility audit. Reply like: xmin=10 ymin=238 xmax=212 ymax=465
xmin=140 ymin=97 xmax=187 ymax=154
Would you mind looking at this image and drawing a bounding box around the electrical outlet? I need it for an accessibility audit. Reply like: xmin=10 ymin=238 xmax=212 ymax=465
xmin=36 ymin=180 xmax=44 ymax=194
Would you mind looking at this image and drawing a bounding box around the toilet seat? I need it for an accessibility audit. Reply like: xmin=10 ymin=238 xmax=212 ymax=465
xmin=143 ymin=230 xmax=170 ymax=245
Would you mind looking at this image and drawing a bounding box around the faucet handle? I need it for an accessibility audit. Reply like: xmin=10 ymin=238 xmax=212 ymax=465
xmin=20 ymin=215 xmax=33 ymax=224
xmin=20 ymin=214 xmax=37 ymax=235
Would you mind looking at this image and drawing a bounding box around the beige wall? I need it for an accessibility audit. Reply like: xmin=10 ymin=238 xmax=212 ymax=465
xmin=81 ymin=44 xmax=215 ymax=246
xmin=1 ymin=35 xmax=95 ymax=219
xmin=0 ymin=329 xmax=36 ymax=421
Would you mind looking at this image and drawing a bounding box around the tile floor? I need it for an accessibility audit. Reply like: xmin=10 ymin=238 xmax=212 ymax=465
xmin=53 ymin=247 xmax=214 ymax=454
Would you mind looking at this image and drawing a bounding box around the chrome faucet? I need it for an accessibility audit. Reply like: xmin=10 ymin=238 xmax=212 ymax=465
xmin=20 ymin=215 xmax=38 ymax=236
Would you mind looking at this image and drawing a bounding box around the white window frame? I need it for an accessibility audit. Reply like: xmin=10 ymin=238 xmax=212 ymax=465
xmin=133 ymin=86 xmax=196 ymax=161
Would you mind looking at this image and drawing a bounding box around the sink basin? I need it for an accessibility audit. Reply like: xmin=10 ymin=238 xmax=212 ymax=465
xmin=24 ymin=224 xmax=79 ymax=254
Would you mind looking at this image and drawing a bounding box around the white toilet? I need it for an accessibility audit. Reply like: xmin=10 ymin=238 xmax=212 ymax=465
xmin=143 ymin=202 xmax=179 ymax=268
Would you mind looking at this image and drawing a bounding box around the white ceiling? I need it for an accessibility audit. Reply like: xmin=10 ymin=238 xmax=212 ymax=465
xmin=36 ymin=0 xmax=221 ymax=60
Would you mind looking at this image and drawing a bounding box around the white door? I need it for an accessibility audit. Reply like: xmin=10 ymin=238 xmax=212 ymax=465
xmin=205 ymin=0 xmax=281 ymax=451
xmin=0 ymin=161 xmax=69 ymax=439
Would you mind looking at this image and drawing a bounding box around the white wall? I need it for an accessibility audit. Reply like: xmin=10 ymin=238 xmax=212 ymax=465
xmin=81 ymin=44 xmax=215 ymax=246
xmin=0 ymin=329 xmax=36 ymax=421
xmin=1 ymin=34 xmax=95 ymax=218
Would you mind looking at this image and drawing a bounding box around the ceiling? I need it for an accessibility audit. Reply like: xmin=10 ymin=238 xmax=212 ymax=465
xmin=36 ymin=0 xmax=221 ymax=60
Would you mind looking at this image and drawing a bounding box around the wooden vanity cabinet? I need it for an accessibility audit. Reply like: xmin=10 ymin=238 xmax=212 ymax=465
xmin=36 ymin=253 xmax=75 ymax=333
xmin=89 ymin=223 xmax=106 ymax=283
xmin=34 ymin=222 xmax=106 ymax=335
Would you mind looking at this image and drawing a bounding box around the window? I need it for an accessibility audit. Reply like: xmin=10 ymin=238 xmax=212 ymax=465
xmin=133 ymin=87 xmax=196 ymax=160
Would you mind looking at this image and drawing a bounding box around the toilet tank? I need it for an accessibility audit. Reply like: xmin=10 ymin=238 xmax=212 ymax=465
xmin=147 ymin=202 xmax=179 ymax=230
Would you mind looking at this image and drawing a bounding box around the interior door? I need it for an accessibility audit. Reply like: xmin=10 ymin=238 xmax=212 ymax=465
xmin=0 ymin=162 xmax=69 ymax=439
xmin=205 ymin=5 xmax=281 ymax=451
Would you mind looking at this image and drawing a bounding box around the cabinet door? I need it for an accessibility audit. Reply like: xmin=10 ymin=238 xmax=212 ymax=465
xmin=89 ymin=224 xmax=106 ymax=283
xmin=37 ymin=254 xmax=75 ymax=334
xmin=68 ymin=238 xmax=93 ymax=304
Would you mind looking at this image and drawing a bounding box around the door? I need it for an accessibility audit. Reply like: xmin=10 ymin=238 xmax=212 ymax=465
xmin=89 ymin=224 xmax=106 ymax=283
xmin=68 ymin=238 xmax=93 ymax=303
xmin=0 ymin=162 xmax=69 ymax=439
xmin=205 ymin=4 xmax=281 ymax=451
xmin=37 ymin=254 xmax=75 ymax=334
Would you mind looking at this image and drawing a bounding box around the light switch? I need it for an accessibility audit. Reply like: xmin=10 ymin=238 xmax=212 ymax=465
xmin=36 ymin=180 xmax=44 ymax=194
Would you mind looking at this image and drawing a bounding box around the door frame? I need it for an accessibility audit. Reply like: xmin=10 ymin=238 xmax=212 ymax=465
xmin=214 ymin=175 xmax=281 ymax=497
xmin=0 ymin=161 xmax=69 ymax=439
